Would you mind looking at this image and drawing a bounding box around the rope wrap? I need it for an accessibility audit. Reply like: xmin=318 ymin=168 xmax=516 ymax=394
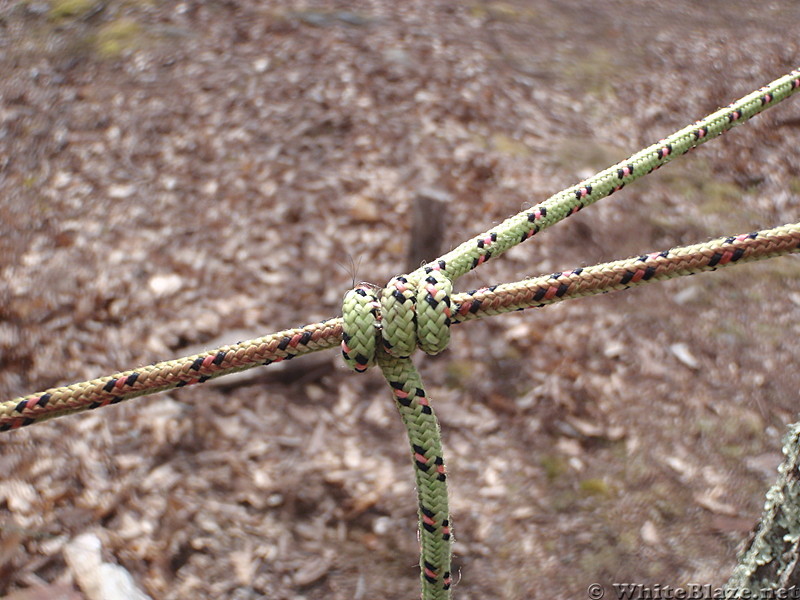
xmin=342 ymin=270 xmax=453 ymax=372
xmin=342 ymin=285 xmax=382 ymax=372
xmin=341 ymin=272 xmax=454 ymax=598
xmin=415 ymin=268 xmax=453 ymax=356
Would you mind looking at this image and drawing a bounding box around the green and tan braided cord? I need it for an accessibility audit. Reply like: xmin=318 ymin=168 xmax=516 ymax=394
xmin=4 ymin=221 xmax=798 ymax=432
xmin=3 ymin=69 xmax=800 ymax=599
xmin=334 ymin=67 xmax=800 ymax=599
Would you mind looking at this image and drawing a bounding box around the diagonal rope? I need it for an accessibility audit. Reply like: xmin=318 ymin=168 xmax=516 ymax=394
xmin=409 ymin=69 xmax=800 ymax=285
xmin=2 ymin=68 xmax=800 ymax=600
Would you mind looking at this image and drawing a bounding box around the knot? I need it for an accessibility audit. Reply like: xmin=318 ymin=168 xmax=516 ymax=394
xmin=341 ymin=268 xmax=453 ymax=372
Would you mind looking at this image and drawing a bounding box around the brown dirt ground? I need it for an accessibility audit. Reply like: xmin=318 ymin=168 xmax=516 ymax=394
xmin=1 ymin=1 xmax=800 ymax=598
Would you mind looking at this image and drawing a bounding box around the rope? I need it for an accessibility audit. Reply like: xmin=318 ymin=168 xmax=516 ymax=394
xmin=3 ymin=221 xmax=798 ymax=433
xmin=409 ymin=69 xmax=800 ymax=285
xmin=379 ymin=350 xmax=452 ymax=598
xmin=333 ymin=68 xmax=800 ymax=598
xmin=3 ymin=68 xmax=800 ymax=599
xmin=453 ymin=223 xmax=800 ymax=323
xmin=342 ymin=269 xmax=452 ymax=372
xmin=336 ymin=228 xmax=800 ymax=598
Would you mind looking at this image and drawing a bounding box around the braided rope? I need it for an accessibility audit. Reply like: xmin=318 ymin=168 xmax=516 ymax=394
xmin=3 ymin=69 xmax=800 ymax=599
xmin=335 ymin=68 xmax=800 ymax=598
xmin=0 ymin=319 xmax=342 ymax=430
xmin=337 ymin=222 xmax=800 ymax=598
xmin=408 ymin=69 xmax=800 ymax=284
xmin=379 ymin=350 xmax=452 ymax=598
xmin=5 ymin=221 xmax=796 ymax=434
xmin=342 ymin=268 xmax=453 ymax=371
xmin=454 ymin=223 xmax=800 ymax=323
xmin=341 ymin=266 xmax=455 ymax=597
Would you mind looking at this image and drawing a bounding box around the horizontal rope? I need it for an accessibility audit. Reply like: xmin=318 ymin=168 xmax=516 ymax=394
xmin=6 ymin=69 xmax=798 ymax=434
xmin=453 ymin=222 xmax=800 ymax=323
xmin=3 ymin=221 xmax=797 ymax=432
xmin=0 ymin=319 xmax=343 ymax=430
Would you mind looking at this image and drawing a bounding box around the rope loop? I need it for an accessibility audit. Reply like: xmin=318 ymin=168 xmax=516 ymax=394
xmin=410 ymin=267 xmax=452 ymax=356
xmin=341 ymin=266 xmax=453 ymax=372
xmin=341 ymin=284 xmax=382 ymax=372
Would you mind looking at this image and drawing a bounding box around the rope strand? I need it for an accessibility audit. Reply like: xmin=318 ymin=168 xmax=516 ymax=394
xmin=0 ymin=319 xmax=343 ymax=430
xmin=379 ymin=350 xmax=452 ymax=598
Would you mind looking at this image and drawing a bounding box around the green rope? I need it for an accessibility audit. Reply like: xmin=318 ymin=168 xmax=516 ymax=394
xmin=338 ymin=68 xmax=800 ymax=599
xmin=378 ymin=350 xmax=452 ymax=598
xmin=410 ymin=70 xmax=800 ymax=284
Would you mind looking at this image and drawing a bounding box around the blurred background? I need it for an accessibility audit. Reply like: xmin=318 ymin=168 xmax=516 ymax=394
xmin=1 ymin=1 xmax=800 ymax=598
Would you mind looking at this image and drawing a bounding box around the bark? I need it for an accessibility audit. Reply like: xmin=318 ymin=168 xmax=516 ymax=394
xmin=728 ymin=423 xmax=800 ymax=595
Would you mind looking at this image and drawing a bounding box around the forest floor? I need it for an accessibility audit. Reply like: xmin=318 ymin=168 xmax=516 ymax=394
xmin=1 ymin=1 xmax=800 ymax=599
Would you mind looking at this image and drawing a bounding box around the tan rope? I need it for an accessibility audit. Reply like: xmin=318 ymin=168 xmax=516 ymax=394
xmin=3 ymin=222 xmax=797 ymax=432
